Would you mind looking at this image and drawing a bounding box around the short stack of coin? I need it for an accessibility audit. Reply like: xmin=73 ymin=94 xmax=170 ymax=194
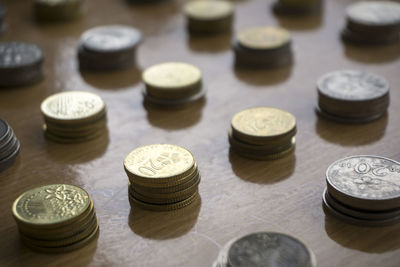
xmin=317 ymin=70 xmax=390 ymax=123
xmin=0 ymin=119 xmax=20 ymax=172
xmin=233 ymin=26 xmax=293 ymax=68
xmin=12 ymin=184 xmax=99 ymax=253
xmin=124 ymin=144 xmax=200 ymax=211
xmin=229 ymin=107 xmax=296 ymax=160
xmin=0 ymin=42 xmax=44 ymax=87
xmin=184 ymin=0 xmax=234 ymax=34
xmin=273 ymin=0 xmax=323 ymax=15
xmin=213 ymin=232 xmax=317 ymax=267
xmin=34 ymin=0 xmax=83 ymax=21
xmin=142 ymin=62 xmax=205 ymax=106
xmin=323 ymin=155 xmax=400 ymax=226
xmin=342 ymin=1 xmax=400 ymax=45
xmin=40 ymin=91 xmax=107 ymax=143
xmin=78 ymin=25 xmax=142 ymax=71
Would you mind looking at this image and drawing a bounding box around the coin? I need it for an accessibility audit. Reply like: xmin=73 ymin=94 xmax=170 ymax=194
xmin=315 ymin=106 xmax=386 ymax=124
xmin=184 ymin=0 xmax=233 ymax=20
xmin=142 ymin=87 xmax=206 ymax=106
xmin=129 ymin=191 xmax=199 ymax=211
xmin=0 ymin=119 xmax=9 ymax=143
xmin=237 ymin=27 xmax=291 ymax=50
xmin=346 ymin=1 xmax=400 ymax=27
xmin=34 ymin=0 xmax=83 ymax=21
xmin=229 ymin=141 xmax=295 ymax=161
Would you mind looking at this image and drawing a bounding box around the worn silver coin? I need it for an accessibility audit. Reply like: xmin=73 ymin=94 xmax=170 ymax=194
xmin=0 ymin=42 xmax=43 ymax=69
xmin=346 ymin=1 xmax=400 ymax=27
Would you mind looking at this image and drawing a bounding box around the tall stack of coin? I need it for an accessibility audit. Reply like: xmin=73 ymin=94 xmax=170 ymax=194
xmin=233 ymin=26 xmax=293 ymax=68
xmin=78 ymin=25 xmax=142 ymax=71
xmin=184 ymin=0 xmax=234 ymax=34
xmin=317 ymin=70 xmax=390 ymax=123
xmin=0 ymin=119 xmax=20 ymax=172
xmin=124 ymin=144 xmax=200 ymax=211
xmin=229 ymin=107 xmax=296 ymax=160
xmin=273 ymin=0 xmax=323 ymax=15
xmin=323 ymin=155 xmax=400 ymax=226
xmin=213 ymin=232 xmax=317 ymax=267
xmin=0 ymin=42 xmax=44 ymax=87
xmin=342 ymin=1 xmax=400 ymax=45
xmin=34 ymin=0 xmax=84 ymax=21
xmin=40 ymin=91 xmax=107 ymax=143
xmin=142 ymin=62 xmax=205 ymax=106
xmin=12 ymin=184 xmax=99 ymax=253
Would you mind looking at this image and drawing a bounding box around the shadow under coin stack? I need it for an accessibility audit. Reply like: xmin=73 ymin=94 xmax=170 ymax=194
xmin=12 ymin=184 xmax=99 ymax=253
xmin=229 ymin=107 xmax=296 ymax=160
xmin=342 ymin=1 xmax=400 ymax=45
xmin=273 ymin=0 xmax=323 ymax=15
xmin=233 ymin=26 xmax=293 ymax=68
xmin=0 ymin=119 xmax=20 ymax=172
xmin=34 ymin=0 xmax=83 ymax=21
xmin=124 ymin=144 xmax=200 ymax=211
xmin=40 ymin=91 xmax=107 ymax=143
xmin=317 ymin=70 xmax=390 ymax=123
xmin=142 ymin=62 xmax=205 ymax=106
xmin=323 ymin=155 xmax=400 ymax=226
xmin=78 ymin=25 xmax=142 ymax=71
xmin=213 ymin=232 xmax=317 ymax=267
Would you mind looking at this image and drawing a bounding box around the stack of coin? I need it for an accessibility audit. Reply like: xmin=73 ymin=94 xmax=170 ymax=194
xmin=273 ymin=0 xmax=323 ymax=15
xmin=213 ymin=232 xmax=317 ymax=267
xmin=12 ymin=184 xmax=99 ymax=253
xmin=323 ymin=155 xmax=400 ymax=227
xmin=34 ymin=0 xmax=84 ymax=21
xmin=124 ymin=144 xmax=200 ymax=211
xmin=0 ymin=42 xmax=44 ymax=87
xmin=317 ymin=70 xmax=390 ymax=123
xmin=342 ymin=1 xmax=400 ymax=45
xmin=40 ymin=91 xmax=107 ymax=143
xmin=229 ymin=107 xmax=296 ymax=160
xmin=233 ymin=26 xmax=293 ymax=68
xmin=0 ymin=119 xmax=20 ymax=172
xmin=184 ymin=0 xmax=234 ymax=34
xmin=0 ymin=4 xmax=6 ymax=34
xmin=78 ymin=25 xmax=142 ymax=71
xmin=142 ymin=62 xmax=205 ymax=106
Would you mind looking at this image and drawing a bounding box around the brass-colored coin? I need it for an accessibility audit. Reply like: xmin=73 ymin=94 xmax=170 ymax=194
xmin=44 ymin=114 xmax=107 ymax=132
xmin=12 ymin=184 xmax=91 ymax=228
xmin=237 ymin=26 xmax=291 ymax=50
xmin=44 ymin=129 xmax=104 ymax=143
xmin=129 ymin=191 xmax=199 ymax=211
xmin=130 ymin=189 xmax=195 ymax=204
xmin=184 ymin=0 xmax=234 ymax=20
xmin=230 ymin=140 xmax=295 ymax=161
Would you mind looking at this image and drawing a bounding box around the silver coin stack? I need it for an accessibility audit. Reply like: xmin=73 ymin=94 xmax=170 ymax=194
xmin=316 ymin=70 xmax=390 ymax=123
xmin=273 ymin=0 xmax=323 ymax=15
xmin=0 ymin=119 xmax=20 ymax=172
xmin=342 ymin=1 xmax=400 ymax=45
xmin=323 ymin=155 xmax=400 ymax=227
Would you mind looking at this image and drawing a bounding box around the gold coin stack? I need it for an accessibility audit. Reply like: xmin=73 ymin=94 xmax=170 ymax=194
xmin=229 ymin=107 xmax=296 ymax=160
xmin=12 ymin=184 xmax=99 ymax=253
xmin=124 ymin=144 xmax=200 ymax=211
xmin=40 ymin=91 xmax=107 ymax=143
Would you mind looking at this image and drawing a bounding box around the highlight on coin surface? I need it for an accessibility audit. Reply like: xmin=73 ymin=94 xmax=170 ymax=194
xmin=0 ymin=119 xmax=20 ymax=172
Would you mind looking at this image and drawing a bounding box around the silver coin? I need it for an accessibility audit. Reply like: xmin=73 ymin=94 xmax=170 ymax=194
xmin=0 ymin=139 xmax=19 ymax=172
xmin=326 ymin=155 xmax=400 ymax=211
xmin=315 ymin=106 xmax=386 ymax=124
xmin=0 ymin=119 xmax=10 ymax=144
xmin=0 ymin=42 xmax=43 ymax=69
xmin=346 ymin=1 xmax=400 ymax=27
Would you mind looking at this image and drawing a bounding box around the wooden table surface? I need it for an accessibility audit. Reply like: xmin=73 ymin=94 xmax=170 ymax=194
xmin=1 ymin=0 xmax=400 ymax=266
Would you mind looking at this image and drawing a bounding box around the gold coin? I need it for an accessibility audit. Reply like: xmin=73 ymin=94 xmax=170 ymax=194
xmin=129 ymin=192 xmax=199 ymax=211
xmin=237 ymin=26 xmax=291 ymax=50
xmin=184 ymin=0 xmax=234 ymax=20
xmin=230 ymin=142 xmax=295 ymax=160
xmin=44 ymin=129 xmax=104 ymax=143
xmin=12 ymin=184 xmax=91 ymax=228
xmin=41 ymin=91 xmax=106 ymax=124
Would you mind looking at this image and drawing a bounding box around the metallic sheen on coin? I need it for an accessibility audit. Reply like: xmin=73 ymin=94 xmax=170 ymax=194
xmin=346 ymin=1 xmax=400 ymax=27
xmin=237 ymin=26 xmax=291 ymax=50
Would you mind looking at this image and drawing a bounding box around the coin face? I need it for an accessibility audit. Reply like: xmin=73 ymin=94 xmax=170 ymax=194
xmin=346 ymin=1 xmax=400 ymax=26
xmin=0 ymin=42 xmax=43 ymax=68
xmin=143 ymin=62 xmax=202 ymax=89
xmin=41 ymin=91 xmax=105 ymax=122
xmin=184 ymin=0 xmax=233 ymax=20
xmin=12 ymin=184 xmax=90 ymax=226
xmin=327 ymin=156 xmax=400 ymax=201
xmin=124 ymin=144 xmax=195 ymax=179
xmin=237 ymin=27 xmax=290 ymax=50
xmin=81 ymin=25 xmax=142 ymax=53
xmin=232 ymin=107 xmax=296 ymax=138
xmin=317 ymin=70 xmax=389 ymax=101
xmin=228 ymin=232 xmax=315 ymax=267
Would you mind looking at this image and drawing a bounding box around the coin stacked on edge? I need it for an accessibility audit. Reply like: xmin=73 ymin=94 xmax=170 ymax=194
xmin=0 ymin=119 xmax=20 ymax=172
xmin=342 ymin=1 xmax=400 ymax=45
xmin=323 ymin=155 xmax=400 ymax=226
xmin=229 ymin=107 xmax=296 ymax=160
xmin=273 ymin=0 xmax=323 ymax=15
xmin=213 ymin=232 xmax=317 ymax=267
xmin=142 ymin=62 xmax=205 ymax=106
xmin=78 ymin=25 xmax=142 ymax=71
xmin=317 ymin=70 xmax=390 ymax=123
xmin=0 ymin=42 xmax=44 ymax=87
xmin=184 ymin=0 xmax=234 ymax=34
xmin=34 ymin=0 xmax=84 ymax=21
xmin=12 ymin=184 xmax=99 ymax=253
xmin=124 ymin=144 xmax=200 ymax=211
xmin=233 ymin=26 xmax=293 ymax=68
xmin=40 ymin=91 xmax=107 ymax=143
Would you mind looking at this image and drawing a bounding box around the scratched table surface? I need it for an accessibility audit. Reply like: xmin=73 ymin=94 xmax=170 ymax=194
xmin=1 ymin=0 xmax=400 ymax=266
